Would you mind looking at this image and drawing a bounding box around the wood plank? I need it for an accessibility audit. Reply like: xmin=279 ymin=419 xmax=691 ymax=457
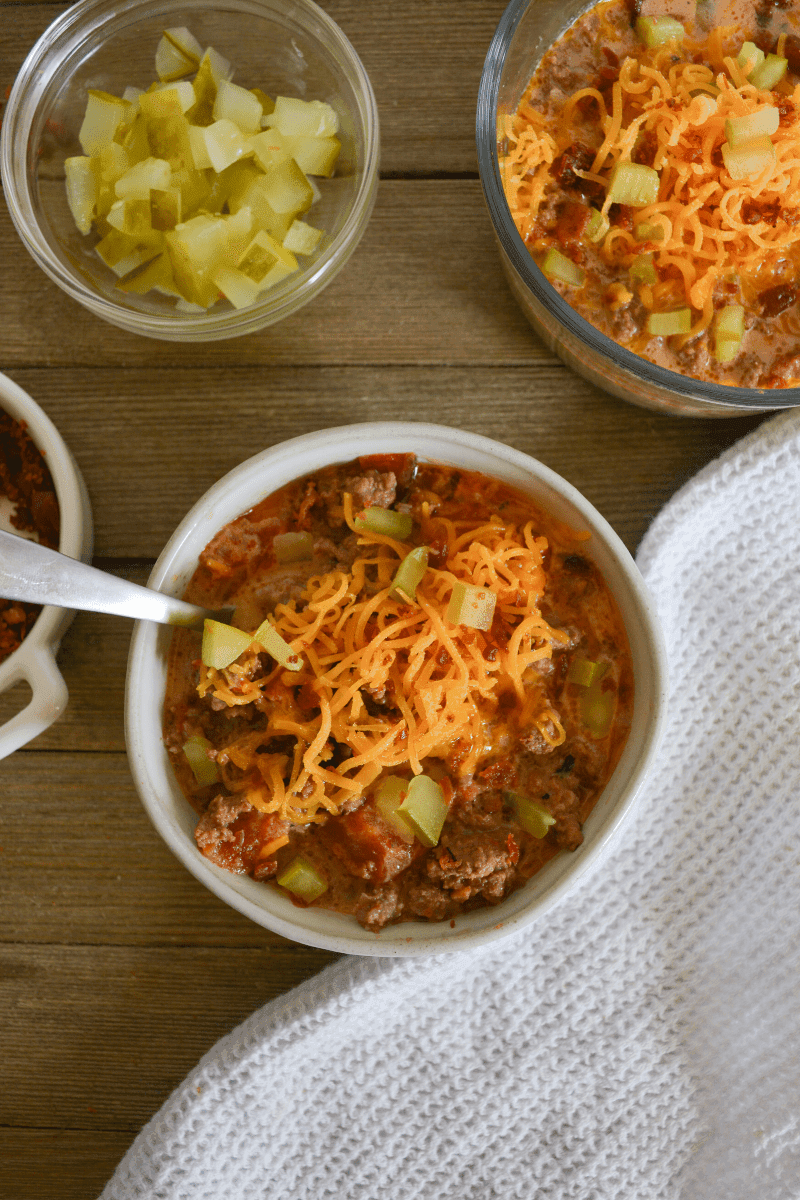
xmin=1 ymin=1 xmax=507 ymax=175
xmin=0 ymin=181 xmax=544 ymax=367
xmin=7 ymin=364 xmax=767 ymax=557
xmin=1 ymin=1130 xmax=132 ymax=1200
xmin=1 ymin=944 xmax=338 ymax=1132
xmin=0 ymin=750 xmax=334 ymax=946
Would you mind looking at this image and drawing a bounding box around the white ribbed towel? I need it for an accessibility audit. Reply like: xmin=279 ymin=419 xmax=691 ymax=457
xmin=101 ymin=410 xmax=800 ymax=1200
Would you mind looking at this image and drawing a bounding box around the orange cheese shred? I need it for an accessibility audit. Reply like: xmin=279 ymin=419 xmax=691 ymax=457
xmin=198 ymin=499 xmax=576 ymax=823
xmin=500 ymin=7 xmax=800 ymax=325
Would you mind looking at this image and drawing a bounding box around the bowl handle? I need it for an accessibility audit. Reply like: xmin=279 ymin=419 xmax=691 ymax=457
xmin=0 ymin=645 xmax=68 ymax=760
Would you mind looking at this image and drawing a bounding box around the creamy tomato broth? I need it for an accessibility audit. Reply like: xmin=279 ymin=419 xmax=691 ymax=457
xmin=163 ymin=456 xmax=633 ymax=931
xmin=501 ymin=0 xmax=800 ymax=386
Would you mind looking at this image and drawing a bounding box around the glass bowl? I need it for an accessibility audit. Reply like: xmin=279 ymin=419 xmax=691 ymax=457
xmin=476 ymin=0 xmax=800 ymax=417
xmin=125 ymin=421 xmax=668 ymax=956
xmin=1 ymin=0 xmax=379 ymax=342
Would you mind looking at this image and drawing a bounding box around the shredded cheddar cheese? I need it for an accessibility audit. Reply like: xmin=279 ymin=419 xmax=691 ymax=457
xmin=500 ymin=12 xmax=800 ymax=324
xmin=199 ymin=495 xmax=573 ymax=825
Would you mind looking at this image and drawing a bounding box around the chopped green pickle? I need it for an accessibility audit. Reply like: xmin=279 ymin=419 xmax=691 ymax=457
xmin=354 ymin=507 xmax=414 ymax=540
xmin=65 ymin=30 xmax=341 ymax=312
xmin=714 ymin=303 xmax=745 ymax=362
xmin=542 ymin=247 xmax=585 ymax=288
xmin=390 ymin=545 xmax=429 ymax=602
xmin=585 ymin=208 xmax=609 ymax=243
xmin=606 ymin=161 xmax=660 ymax=207
xmin=635 ymin=15 xmax=685 ymax=47
xmin=277 ymin=857 xmax=327 ymax=902
xmin=375 ymin=776 xmax=415 ymax=842
xmin=567 ymin=657 xmax=608 ymax=688
xmin=583 ymin=690 xmax=615 ymax=738
xmin=252 ymin=618 xmax=302 ymax=671
xmin=646 ymin=308 xmax=692 ymax=336
xmin=629 ymin=253 xmax=658 ymax=286
xmin=725 ymin=108 xmax=779 ymax=147
xmin=201 ymin=618 xmax=252 ymax=669
xmin=183 ymin=735 xmax=220 ymax=786
xmin=749 ymin=54 xmax=787 ymax=90
xmin=721 ymin=134 xmax=775 ymax=180
xmin=737 ymin=41 xmax=765 ymax=76
xmin=273 ymin=530 xmax=313 ymax=563
xmin=446 ymin=581 xmax=497 ymax=631
xmin=513 ymin=795 xmax=556 ymax=839
xmin=398 ymin=774 xmax=448 ymax=848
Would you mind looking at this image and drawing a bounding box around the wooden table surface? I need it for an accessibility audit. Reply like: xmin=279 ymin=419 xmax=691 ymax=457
xmin=0 ymin=2 xmax=771 ymax=1196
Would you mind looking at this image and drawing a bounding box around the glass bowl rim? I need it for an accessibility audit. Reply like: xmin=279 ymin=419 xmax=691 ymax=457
xmin=475 ymin=0 xmax=800 ymax=413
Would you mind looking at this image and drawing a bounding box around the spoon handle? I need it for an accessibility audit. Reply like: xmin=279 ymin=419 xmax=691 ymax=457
xmin=0 ymin=529 xmax=213 ymax=627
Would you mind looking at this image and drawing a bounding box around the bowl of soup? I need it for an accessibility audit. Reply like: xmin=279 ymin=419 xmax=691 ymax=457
xmin=125 ymin=421 xmax=667 ymax=956
xmin=477 ymin=0 xmax=800 ymax=416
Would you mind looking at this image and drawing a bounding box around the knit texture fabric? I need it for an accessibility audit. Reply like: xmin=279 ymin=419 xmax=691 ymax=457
xmin=101 ymin=410 xmax=800 ymax=1200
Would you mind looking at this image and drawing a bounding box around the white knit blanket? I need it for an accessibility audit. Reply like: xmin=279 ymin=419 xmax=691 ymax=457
xmin=102 ymin=411 xmax=800 ymax=1200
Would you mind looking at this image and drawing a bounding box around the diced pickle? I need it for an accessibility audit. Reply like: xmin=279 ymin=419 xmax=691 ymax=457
xmin=65 ymin=157 xmax=97 ymax=234
xmin=390 ymin=545 xmax=429 ymax=602
xmin=446 ymin=581 xmax=497 ymax=631
xmin=270 ymin=96 xmax=339 ymax=138
xmin=398 ymin=775 xmax=448 ymax=848
xmin=282 ymin=219 xmax=323 ymax=255
xmin=201 ymin=619 xmax=253 ymax=669
xmin=606 ymin=162 xmax=660 ymax=207
xmin=354 ymin=507 xmax=414 ymax=540
xmin=513 ymin=795 xmax=556 ymax=839
xmin=79 ymin=90 xmax=130 ymax=155
xmin=635 ymin=15 xmax=685 ymax=47
xmin=567 ymin=658 xmax=607 ymax=687
xmin=252 ymin=618 xmax=302 ymax=670
xmin=646 ymin=308 xmax=692 ymax=336
xmin=213 ymin=265 xmax=261 ymax=309
xmin=259 ymin=157 xmax=314 ymax=214
xmin=629 ymin=253 xmax=658 ymax=286
xmin=737 ymin=41 xmax=765 ymax=76
xmin=213 ymin=79 xmax=263 ymax=135
xmin=722 ymin=135 xmax=775 ymax=180
xmin=542 ymin=247 xmax=585 ymax=287
xmin=183 ymin=734 xmax=220 ymax=786
xmin=749 ymin=54 xmax=787 ymax=90
xmin=276 ymin=856 xmax=327 ymax=901
xmin=155 ymin=28 xmax=202 ymax=82
xmin=374 ymin=776 xmax=415 ymax=842
xmin=67 ymin=30 xmax=337 ymax=311
xmin=273 ymin=531 xmax=313 ymax=562
xmin=725 ymin=108 xmax=779 ymax=146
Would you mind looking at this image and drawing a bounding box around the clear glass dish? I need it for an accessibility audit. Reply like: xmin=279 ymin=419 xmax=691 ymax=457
xmin=476 ymin=0 xmax=800 ymax=417
xmin=1 ymin=0 xmax=379 ymax=342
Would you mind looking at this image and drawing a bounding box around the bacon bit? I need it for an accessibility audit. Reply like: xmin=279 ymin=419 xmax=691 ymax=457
xmin=760 ymin=283 xmax=797 ymax=317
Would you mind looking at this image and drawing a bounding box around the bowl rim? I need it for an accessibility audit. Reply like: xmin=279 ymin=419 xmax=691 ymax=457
xmin=125 ymin=420 xmax=669 ymax=957
xmin=0 ymin=371 xmax=93 ymax=753
xmin=475 ymin=0 xmax=800 ymax=412
xmin=0 ymin=0 xmax=380 ymax=341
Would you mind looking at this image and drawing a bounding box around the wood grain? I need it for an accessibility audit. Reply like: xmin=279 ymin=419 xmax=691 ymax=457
xmin=1 ymin=181 xmax=548 ymax=367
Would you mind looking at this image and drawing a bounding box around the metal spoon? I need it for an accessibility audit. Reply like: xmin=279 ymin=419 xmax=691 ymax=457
xmin=0 ymin=529 xmax=222 ymax=627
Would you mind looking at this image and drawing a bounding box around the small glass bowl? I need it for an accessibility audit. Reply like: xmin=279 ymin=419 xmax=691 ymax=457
xmin=476 ymin=0 xmax=800 ymax=417
xmin=2 ymin=0 xmax=379 ymax=342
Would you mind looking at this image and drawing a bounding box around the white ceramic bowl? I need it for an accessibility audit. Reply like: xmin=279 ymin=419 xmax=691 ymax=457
xmin=0 ymin=373 xmax=93 ymax=758
xmin=125 ymin=421 xmax=668 ymax=956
